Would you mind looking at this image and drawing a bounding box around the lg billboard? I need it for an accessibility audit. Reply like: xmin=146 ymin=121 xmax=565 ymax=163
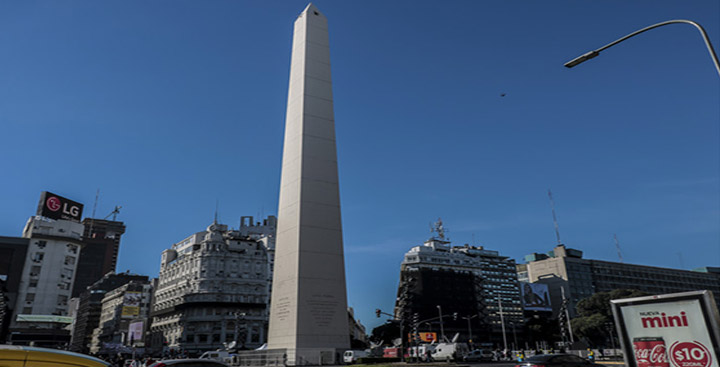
xmin=36 ymin=191 xmax=84 ymax=222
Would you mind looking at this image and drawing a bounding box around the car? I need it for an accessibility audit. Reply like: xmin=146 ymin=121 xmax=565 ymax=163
xmin=464 ymin=349 xmax=494 ymax=362
xmin=149 ymin=359 xmax=229 ymax=367
xmin=515 ymin=354 xmax=603 ymax=367
xmin=0 ymin=345 xmax=110 ymax=367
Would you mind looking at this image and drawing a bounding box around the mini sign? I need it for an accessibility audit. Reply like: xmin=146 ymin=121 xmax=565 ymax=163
xmin=37 ymin=191 xmax=84 ymax=222
xmin=612 ymin=291 xmax=720 ymax=367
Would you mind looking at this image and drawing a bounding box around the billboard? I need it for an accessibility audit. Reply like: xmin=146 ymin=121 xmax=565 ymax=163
xmin=128 ymin=320 xmax=144 ymax=345
xmin=520 ymin=282 xmax=552 ymax=311
xmin=611 ymin=291 xmax=720 ymax=367
xmin=121 ymin=292 xmax=142 ymax=318
xmin=37 ymin=191 xmax=84 ymax=222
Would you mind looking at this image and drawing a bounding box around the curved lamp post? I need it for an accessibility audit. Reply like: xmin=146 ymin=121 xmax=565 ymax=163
xmin=564 ymin=19 xmax=720 ymax=77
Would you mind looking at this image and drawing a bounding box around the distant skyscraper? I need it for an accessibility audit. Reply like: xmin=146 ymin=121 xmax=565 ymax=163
xmin=73 ymin=218 xmax=126 ymax=298
xmin=267 ymin=4 xmax=350 ymax=364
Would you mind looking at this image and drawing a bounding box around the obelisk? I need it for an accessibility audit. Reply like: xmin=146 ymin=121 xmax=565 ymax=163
xmin=267 ymin=3 xmax=350 ymax=364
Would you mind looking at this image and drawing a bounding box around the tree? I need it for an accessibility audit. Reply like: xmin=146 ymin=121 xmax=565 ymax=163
xmin=572 ymin=289 xmax=648 ymax=347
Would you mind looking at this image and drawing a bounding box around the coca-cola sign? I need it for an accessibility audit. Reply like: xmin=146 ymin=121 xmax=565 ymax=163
xmin=634 ymin=338 xmax=670 ymax=367
xmin=612 ymin=291 xmax=720 ymax=367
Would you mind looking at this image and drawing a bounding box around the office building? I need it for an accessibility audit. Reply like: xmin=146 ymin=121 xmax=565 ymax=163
xmin=10 ymin=216 xmax=85 ymax=346
xmin=72 ymin=218 xmax=126 ymax=298
xmin=523 ymin=245 xmax=720 ymax=317
xmin=394 ymin=220 xmax=523 ymax=347
xmin=89 ymin=280 xmax=153 ymax=354
xmin=149 ymin=221 xmax=270 ymax=354
xmin=70 ymin=272 xmax=149 ymax=353
xmin=0 ymin=236 xmax=29 ymax=342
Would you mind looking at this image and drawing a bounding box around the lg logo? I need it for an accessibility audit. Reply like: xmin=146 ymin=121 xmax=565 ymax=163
xmin=46 ymin=197 xmax=62 ymax=211
xmin=47 ymin=196 xmax=81 ymax=217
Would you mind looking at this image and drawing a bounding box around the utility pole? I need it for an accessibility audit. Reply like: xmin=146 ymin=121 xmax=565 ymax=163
xmin=462 ymin=314 xmax=478 ymax=345
xmin=498 ymin=299 xmax=508 ymax=352
xmin=436 ymin=305 xmax=445 ymax=343
xmin=560 ymin=287 xmax=574 ymax=343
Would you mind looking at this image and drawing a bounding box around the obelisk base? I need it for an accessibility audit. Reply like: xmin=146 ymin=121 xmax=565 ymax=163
xmin=285 ymin=348 xmax=343 ymax=366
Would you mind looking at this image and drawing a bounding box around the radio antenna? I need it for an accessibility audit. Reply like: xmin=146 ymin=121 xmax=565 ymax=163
xmin=614 ymin=234 xmax=623 ymax=263
xmin=548 ymin=189 xmax=562 ymax=245
xmin=86 ymin=189 xmax=100 ymax=240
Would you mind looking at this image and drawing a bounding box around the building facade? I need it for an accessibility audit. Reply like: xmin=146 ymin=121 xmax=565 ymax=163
xmin=394 ymin=221 xmax=523 ymax=347
xmin=149 ymin=221 xmax=271 ymax=354
xmin=10 ymin=216 xmax=85 ymax=346
xmin=73 ymin=218 xmax=126 ymax=298
xmin=89 ymin=280 xmax=153 ymax=354
xmin=524 ymin=245 xmax=720 ymax=317
xmin=0 ymin=236 xmax=29 ymax=342
xmin=70 ymin=272 xmax=149 ymax=353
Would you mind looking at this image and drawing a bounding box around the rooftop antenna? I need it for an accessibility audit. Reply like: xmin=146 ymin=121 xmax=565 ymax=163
xmin=614 ymin=234 xmax=624 ymax=263
xmin=548 ymin=189 xmax=562 ymax=245
xmin=86 ymin=189 xmax=100 ymax=239
xmin=214 ymin=199 xmax=219 ymax=224
xmin=677 ymin=252 xmax=685 ymax=269
xmin=105 ymin=206 xmax=122 ymax=221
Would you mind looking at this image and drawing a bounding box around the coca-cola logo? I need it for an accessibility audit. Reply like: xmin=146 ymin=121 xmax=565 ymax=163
xmin=636 ymin=344 xmax=669 ymax=365
xmin=46 ymin=197 xmax=61 ymax=212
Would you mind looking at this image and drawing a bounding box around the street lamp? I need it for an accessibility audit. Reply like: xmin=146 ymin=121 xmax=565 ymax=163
xmin=564 ymin=19 xmax=720 ymax=77
xmin=461 ymin=314 xmax=478 ymax=345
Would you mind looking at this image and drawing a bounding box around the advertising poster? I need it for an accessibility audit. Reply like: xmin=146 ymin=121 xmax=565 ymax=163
xmin=419 ymin=332 xmax=437 ymax=342
xmin=36 ymin=191 xmax=84 ymax=222
xmin=121 ymin=292 xmax=142 ymax=318
xmin=128 ymin=321 xmax=144 ymax=344
xmin=612 ymin=291 xmax=720 ymax=367
xmin=520 ymin=282 xmax=552 ymax=311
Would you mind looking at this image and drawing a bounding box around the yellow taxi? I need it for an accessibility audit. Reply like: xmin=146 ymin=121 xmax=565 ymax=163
xmin=0 ymin=345 xmax=110 ymax=367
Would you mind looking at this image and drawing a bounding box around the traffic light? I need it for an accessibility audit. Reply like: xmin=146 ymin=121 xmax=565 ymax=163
xmin=375 ymin=309 xmax=381 ymax=318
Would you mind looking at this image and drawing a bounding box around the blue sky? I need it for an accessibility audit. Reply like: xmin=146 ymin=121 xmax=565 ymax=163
xmin=1 ymin=1 xmax=718 ymax=332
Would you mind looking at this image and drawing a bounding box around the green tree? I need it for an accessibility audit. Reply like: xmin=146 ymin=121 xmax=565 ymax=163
xmin=572 ymin=289 xmax=648 ymax=347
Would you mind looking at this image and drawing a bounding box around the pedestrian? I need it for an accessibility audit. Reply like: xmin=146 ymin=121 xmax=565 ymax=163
xmin=587 ymin=348 xmax=595 ymax=361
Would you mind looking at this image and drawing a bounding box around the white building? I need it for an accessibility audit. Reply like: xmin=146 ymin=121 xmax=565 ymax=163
xmin=10 ymin=216 xmax=85 ymax=345
xmin=149 ymin=221 xmax=271 ymax=354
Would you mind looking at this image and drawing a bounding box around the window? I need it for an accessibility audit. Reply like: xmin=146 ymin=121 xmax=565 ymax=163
xmin=64 ymin=256 xmax=75 ymax=266
xmin=22 ymin=307 xmax=32 ymax=314
xmin=57 ymin=295 xmax=68 ymax=306
xmin=29 ymin=266 xmax=41 ymax=277
xmin=36 ymin=240 xmax=47 ymax=249
xmin=67 ymin=244 xmax=78 ymax=254
xmin=32 ymin=252 xmax=44 ymax=263
xmin=25 ymin=293 xmax=35 ymax=302
xmin=29 ymin=280 xmax=37 ymax=288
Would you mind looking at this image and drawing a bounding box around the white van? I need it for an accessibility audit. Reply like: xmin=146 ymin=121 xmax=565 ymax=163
xmin=343 ymin=350 xmax=369 ymax=364
xmin=199 ymin=350 xmax=231 ymax=361
xmin=431 ymin=342 xmax=470 ymax=362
